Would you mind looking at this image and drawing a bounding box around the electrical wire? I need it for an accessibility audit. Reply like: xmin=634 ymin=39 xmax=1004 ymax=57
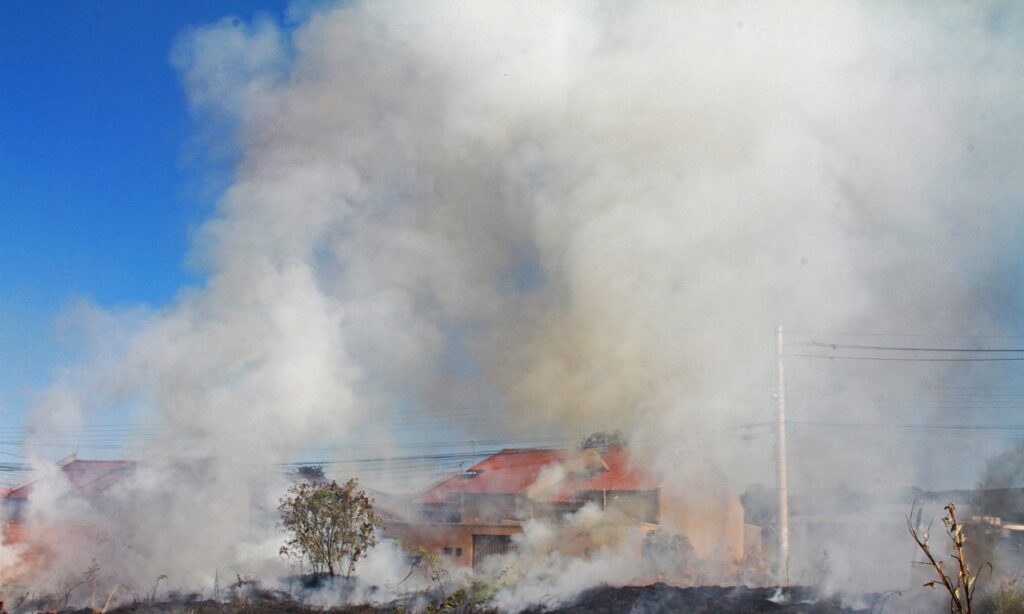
xmin=786 ymin=330 xmax=1024 ymax=340
xmin=785 ymin=353 xmax=1024 ymax=362
xmin=801 ymin=341 xmax=1024 ymax=353
xmin=787 ymin=420 xmax=1024 ymax=431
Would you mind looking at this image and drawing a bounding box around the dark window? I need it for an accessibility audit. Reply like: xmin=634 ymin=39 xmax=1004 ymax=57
xmin=443 ymin=547 xmax=453 ymax=555
xmin=455 ymin=547 xmax=463 ymax=556
xmin=472 ymin=534 xmax=518 ymax=570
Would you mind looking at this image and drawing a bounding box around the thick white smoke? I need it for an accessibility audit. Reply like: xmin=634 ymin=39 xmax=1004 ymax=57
xmin=8 ymin=0 xmax=1024 ymax=603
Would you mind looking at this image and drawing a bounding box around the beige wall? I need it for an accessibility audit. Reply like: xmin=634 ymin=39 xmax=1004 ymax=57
xmin=659 ymin=481 xmax=746 ymax=562
xmin=383 ymin=522 xmax=521 ymax=569
xmin=390 ymin=481 xmax=748 ymax=572
xmin=603 ymin=490 xmax=660 ymax=524
xmin=743 ymin=523 xmax=764 ymax=558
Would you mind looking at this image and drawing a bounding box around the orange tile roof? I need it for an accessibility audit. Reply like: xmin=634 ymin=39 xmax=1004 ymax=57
xmin=3 ymin=458 xmax=134 ymax=501
xmin=420 ymin=447 xmax=663 ymax=505
xmin=421 ymin=448 xmax=576 ymax=504
xmin=540 ymin=447 xmax=663 ymax=502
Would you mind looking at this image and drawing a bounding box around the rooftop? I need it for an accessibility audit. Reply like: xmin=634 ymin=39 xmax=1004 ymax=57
xmin=420 ymin=446 xmax=663 ymax=505
xmin=3 ymin=455 xmax=134 ymax=501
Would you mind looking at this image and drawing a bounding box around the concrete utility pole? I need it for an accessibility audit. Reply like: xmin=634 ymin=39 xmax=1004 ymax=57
xmin=775 ymin=325 xmax=790 ymax=585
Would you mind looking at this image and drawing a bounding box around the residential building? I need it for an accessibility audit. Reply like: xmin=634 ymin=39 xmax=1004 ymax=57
xmin=383 ymin=446 xmax=749 ymax=572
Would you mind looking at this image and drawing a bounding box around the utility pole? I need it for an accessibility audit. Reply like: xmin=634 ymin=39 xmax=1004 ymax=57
xmin=775 ymin=325 xmax=790 ymax=585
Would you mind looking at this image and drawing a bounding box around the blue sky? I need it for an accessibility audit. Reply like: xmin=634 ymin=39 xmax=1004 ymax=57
xmin=0 ymin=1 xmax=291 ymax=461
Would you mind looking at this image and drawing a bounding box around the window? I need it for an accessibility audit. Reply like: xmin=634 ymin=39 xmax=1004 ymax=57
xmin=472 ymin=534 xmax=518 ymax=570
xmin=455 ymin=547 xmax=463 ymax=556
xmin=443 ymin=547 xmax=453 ymax=555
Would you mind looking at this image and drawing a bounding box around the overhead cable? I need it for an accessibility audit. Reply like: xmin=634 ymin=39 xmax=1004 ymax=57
xmin=786 ymin=353 xmax=1024 ymax=362
xmin=803 ymin=341 xmax=1024 ymax=353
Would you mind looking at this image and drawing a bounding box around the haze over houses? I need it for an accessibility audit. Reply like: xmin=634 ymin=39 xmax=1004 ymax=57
xmin=9 ymin=444 xmax=1024 ymax=594
xmin=1 ymin=444 xmax=758 ymax=580
xmin=382 ymin=444 xmax=754 ymax=573
xmin=1 ymin=455 xmax=135 ymax=575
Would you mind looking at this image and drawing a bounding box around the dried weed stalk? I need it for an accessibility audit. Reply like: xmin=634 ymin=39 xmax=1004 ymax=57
xmin=908 ymin=502 xmax=990 ymax=614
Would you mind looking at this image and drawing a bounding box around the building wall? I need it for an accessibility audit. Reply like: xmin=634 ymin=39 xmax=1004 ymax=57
xmin=659 ymin=480 xmax=746 ymax=562
xmin=1 ymin=520 xmax=109 ymax=582
xmin=743 ymin=523 xmax=764 ymax=558
xmin=393 ymin=483 xmax=746 ymax=571
xmin=383 ymin=522 xmax=522 ymax=570
xmin=421 ymin=494 xmax=527 ymax=523
xmin=384 ymin=519 xmax=653 ymax=572
xmin=462 ymin=493 xmax=525 ymax=523
xmin=602 ymin=490 xmax=660 ymax=524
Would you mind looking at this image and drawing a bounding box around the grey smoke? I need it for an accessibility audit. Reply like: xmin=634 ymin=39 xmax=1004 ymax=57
xmin=9 ymin=0 xmax=1024 ymax=597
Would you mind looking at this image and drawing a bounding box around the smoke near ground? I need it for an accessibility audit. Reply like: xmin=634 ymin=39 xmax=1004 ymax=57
xmin=6 ymin=0 xmax=1024 ymax=605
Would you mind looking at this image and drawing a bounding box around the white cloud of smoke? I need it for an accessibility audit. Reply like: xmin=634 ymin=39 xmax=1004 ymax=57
xmin=7 ymin=0 xmax=1024 ymax=605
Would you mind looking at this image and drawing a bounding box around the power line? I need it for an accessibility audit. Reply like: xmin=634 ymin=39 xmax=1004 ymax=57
xmin=786 ymin=331 xmax=1024 ymax=340
xmin=785 ymin=353 xmax=1024 ymax=362
xmin=788 ymin=420 xmax=1024 ymax=432
xmin=801 ymin=341 xmax=1024 ymax=353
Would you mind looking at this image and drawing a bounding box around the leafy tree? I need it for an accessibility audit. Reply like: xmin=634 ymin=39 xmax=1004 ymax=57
xmin=580 ymin=430 xmax=628 ymax=451
xmin=740 ymin=483 xmax=777 ymax=533
xmin=411 ymin=545 xmax=449 ymax=593
xmin=293 ymin=464 xmax=327 ymax=483
xmin=278 ymin=478 xmax=383 ymax=577
xmin=642 ymin=530 xmax=695 ymax=576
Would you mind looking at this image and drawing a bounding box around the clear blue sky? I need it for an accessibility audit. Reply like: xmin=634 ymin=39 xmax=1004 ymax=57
xmin=0 ymin=1 xmax=289 ymax=455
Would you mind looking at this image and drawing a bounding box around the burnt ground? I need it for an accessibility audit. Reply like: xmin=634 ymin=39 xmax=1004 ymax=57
xmin=71 ymin=595 xmax=386 ymax=614
xmin=34 ymin=584 xmax=886 ymax=614
xmin=103 ymin=601 xmax=383 ymax=614
xmin=534 ymin=584 xmax=880 ymax=614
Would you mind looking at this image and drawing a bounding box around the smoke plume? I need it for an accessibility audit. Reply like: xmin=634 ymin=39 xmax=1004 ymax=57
xmin=7 ymin=0 xmax=1024 ymax=602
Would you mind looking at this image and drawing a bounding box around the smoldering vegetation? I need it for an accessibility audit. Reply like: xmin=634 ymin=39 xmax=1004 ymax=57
xmin=0 ymin=576 xmax=931 ymax=614
xmin=4 ymin=0 xmax=1024 ymax=611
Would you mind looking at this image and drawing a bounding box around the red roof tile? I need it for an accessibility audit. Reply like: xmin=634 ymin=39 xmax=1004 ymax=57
xmin=419 ymin=447 xmax=663 ymax=505
xmin=539 ymin=447 xmax=663 ymax=502
xmin=421 ymin=448 xmax=576 ymax=504
xmin=4 ymin=458 xmax=134 ymax=501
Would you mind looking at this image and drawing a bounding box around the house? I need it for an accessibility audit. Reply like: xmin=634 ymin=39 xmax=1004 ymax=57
xmin=382 ymin=446 xmax=749 ymax=572
xmin=1 ymin=454 xmax=135 ymax=576
xmin=2 ymin=449 xmax=752 ymax=581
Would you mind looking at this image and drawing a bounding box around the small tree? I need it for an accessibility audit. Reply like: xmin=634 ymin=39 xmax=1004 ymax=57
xmin=908 ymin=502 xmax=990 ymax=614
xmin=279 ymin=478 xmax=383 ymax=578
xmin=580 ymin=430 xmax=628 ymax=451
xmin=411 ymin=545 xmax=449 ymax=593
xmin=642 ymin=530 xmax=695 ymax=578
xmin=293 ymin=464 xmax=327 ymax=483
xmin=740 ymin=483 xmax=777 ymax=531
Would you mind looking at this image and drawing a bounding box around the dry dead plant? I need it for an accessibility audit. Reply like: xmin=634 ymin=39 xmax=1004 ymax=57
xmin=405 ymin=545 xmax=449 ymax=594
xmin=148 ymin=574 xmax=167 ymax=602
xmin=100 ymin=584 xmax=122 ymax=613
xmin=57 ymin=562 xmax=100 ymax=611
xmin=908 ymin=502 xmax=991 ymax=614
